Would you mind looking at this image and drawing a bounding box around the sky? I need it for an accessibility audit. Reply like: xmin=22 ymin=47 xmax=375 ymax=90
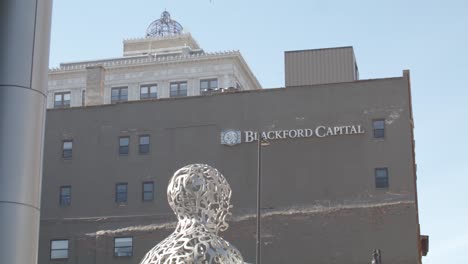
xmin=50 ymin=0 xmax=468 ymax=263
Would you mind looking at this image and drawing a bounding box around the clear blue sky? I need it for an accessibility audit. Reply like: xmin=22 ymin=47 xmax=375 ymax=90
xmin=50 ymin=1 xmax=468 ymax=263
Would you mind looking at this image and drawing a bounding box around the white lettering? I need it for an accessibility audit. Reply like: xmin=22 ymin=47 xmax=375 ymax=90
xmin=334 ymin=126 xmax=340 ymax=135
xmin=237 ymin=124 xmax=364 ymax=144
xmin=267 ymin=131 xmax=275 ymax=140
xmin=339 ymin=126 xmax=345 ymax=135
xmin=315 ymin=126 xmax=326 ymax=137
xmin=289 ymin=130 xmax=297 ymax=138
xmin=297 ymin=129 xmax=305 ymax=138
xmin=275 ymin=131 xmax=283 ymax=139
xmin=358 ymin=125 xmax=365 ymax=134
xmin=245 ymin=131 xmax=255 ymax=143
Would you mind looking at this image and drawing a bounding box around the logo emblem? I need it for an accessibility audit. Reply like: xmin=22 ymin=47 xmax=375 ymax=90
xmin=221 ymin=130 xmax=241 ymax=146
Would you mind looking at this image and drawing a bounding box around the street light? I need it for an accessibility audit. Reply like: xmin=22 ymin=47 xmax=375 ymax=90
xmin=256 ymin=132 xmax=270 ymax=264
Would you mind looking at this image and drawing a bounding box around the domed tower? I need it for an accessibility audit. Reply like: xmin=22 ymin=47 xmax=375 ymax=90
xmin=146 ymin=11 xmax=183 ymax=37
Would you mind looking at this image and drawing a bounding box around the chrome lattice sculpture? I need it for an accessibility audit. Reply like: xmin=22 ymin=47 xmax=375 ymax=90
xmin=139 ymin=164 xmax=244 ymax=264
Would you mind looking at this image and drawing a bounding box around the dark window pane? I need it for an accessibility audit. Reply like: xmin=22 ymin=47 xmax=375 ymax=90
xmin=200 ymin=80 xmax=208 ymax=89
xmin=374 ymin=129 xmax=385 ymax=138
xmin=170 ymin=82 xmax=188 ymax=97
xmin=210 ymin=79 xmax=218 ymax=88
xmin=143 ymin=182 xmax=153 ymax=192
xmin=63 ymin=149 xmax=72 ymax=158
xmin=54 ymin=92 xmax=71 ymax=108
xmin=116 ymin=184 xmax=128 ymax=203
xmin=139 ymin=136 xmax=149 ymax=145
xmin=373 ymin=120 xmax=385 ymax=138
xmin=60 ymin=186 xmax=71 ymax=206
xmin=111 ymin=89 xmax=119 ymax=97
xmin=119 ymin=146 xmax=129 ymax=155
xmin=60 ymin=195 xmax=71 ymax=206
xmin=150 ymin=86 xmax=157 ymax=97
xmin=51 ymin=240 xmax=69 ymax=259
xmin=143 ymin=182 xmax=154 ymax=201
xmin=139 ymin=144 xmax=149 ymax=154
xmin=373 ymin=120 xmax=385 ymax=129
xmin=120 ymin=88 xmax=128 ymax=96
xmin=119 ymin=137 xmax=129 ymax=146
xmin=114 ymin=237 xmax=133 ymax=257
xmin=143 ymin=192 xmax=153 ymax=201
xmin=119 ymin=137 xmax=129 ymax=154
xmin=375 ymin=168 xmax=389 ymax=188
xmin=116 ymin=184 xmax=127 ymax=192
xmin=51 ymin=249 xmax=68 ymax=259
xmin=62 ymin=141 xmax=73 ymax=158
xmin=63 ymin=141 xmax=72 ymax=149
xmin=61 ymin=186 xmax=71 ymax=195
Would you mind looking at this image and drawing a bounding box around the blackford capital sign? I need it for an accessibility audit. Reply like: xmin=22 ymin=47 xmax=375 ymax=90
xmin=221 ymin=125 xmax=365 ymax=146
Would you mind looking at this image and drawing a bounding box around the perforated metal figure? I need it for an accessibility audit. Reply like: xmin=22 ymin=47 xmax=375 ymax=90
xmin=139 ymin=164 xmax=244 ymax=264
xmin=371 ymin=249 xmax=382 ymax=264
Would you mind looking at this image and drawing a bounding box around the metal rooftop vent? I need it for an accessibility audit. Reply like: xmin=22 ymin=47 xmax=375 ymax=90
xmin=146 ymin=11 xmax=183 ymax=37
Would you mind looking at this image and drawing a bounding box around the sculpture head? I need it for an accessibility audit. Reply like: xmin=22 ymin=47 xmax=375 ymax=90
xmin=167 ymin=164 xmax=232 ymax=233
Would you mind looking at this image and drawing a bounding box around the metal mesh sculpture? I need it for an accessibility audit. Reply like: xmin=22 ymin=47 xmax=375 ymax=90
xmin=146 ymin=11 xmax=183 ymax=37
xmin=139 ymin=164 xmax=244 ymax=264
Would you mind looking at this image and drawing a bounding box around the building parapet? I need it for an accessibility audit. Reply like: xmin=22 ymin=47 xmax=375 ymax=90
xmin=49 ymin=50 xmax=242 ymax=73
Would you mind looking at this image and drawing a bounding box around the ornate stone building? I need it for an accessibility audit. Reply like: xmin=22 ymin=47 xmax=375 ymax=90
xmin=47 ymin=11 xmax=261 ymax=109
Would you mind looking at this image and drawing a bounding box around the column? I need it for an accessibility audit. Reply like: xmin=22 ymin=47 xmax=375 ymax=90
xmin=0 ymin=1 xmax=53 ymax=264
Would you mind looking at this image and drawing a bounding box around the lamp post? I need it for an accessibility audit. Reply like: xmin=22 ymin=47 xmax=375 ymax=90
xmin=256 ymin=132 xmax=269 ymax=264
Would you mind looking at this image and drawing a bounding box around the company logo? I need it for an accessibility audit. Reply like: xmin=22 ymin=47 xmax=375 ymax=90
xmin=220 ymin=130 xmax=242 ymax=146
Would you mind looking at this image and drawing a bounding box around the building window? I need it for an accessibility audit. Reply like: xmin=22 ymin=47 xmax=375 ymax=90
xmin=142 ymin=181 xmax=154 ymax=201
xmin=50 ymin=239 xmax=69 ymax=260
xmin=373 ymin=119 xmax=385 ymax=138
xmin=116 ymin=183 xmax=128 ymax=203
xmin=114 ymin=237 xmax=133 ymax=257
xmin=140 ymin=84 xmax=157 ymax=99
xmin=170 ymin=81 xmax=187 ymax=97
xmin=111 ymin=87 xmax=128 ymax=103
xmin=54 ymin=92 xmax=71 ymax=108
xmin=119 ymin=136 xmax=129 ymax=155
xmin=59 ymin=186 xmax=71 ymax=206
xmin=139 ymin=135 xmax=150 ymax=154
xmin=375 ymin=168 xmax=389 ymax=188
xmin=62 ymin=140 xmax=73 ymax=158
xmin=200 ymin=78 xmax=218 ymax=94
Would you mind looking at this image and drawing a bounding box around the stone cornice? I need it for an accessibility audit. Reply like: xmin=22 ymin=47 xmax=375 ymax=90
xmin=49 ymin=51 xmax=242 ymax=73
